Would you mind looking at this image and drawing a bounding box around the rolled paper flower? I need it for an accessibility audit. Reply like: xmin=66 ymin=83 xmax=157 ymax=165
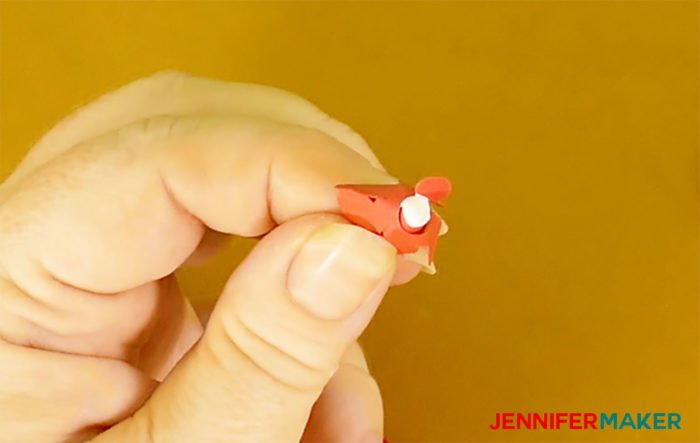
xmin=336 ymin=176 xmax=451 ymax=273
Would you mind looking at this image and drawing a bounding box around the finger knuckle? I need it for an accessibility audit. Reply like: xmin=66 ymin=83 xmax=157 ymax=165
xmin=213 ymin=311 xmax=334 ymax=392
xmin=115 ymin=115 xmax=204 ymax=151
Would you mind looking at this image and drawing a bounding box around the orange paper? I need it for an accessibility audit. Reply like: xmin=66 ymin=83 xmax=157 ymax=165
xmin=336 ymin=177 xmax=451 ymax=264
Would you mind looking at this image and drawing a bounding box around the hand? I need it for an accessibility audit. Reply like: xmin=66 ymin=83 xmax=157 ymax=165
xmin=0 ymin=72 xmax=420 ymax=442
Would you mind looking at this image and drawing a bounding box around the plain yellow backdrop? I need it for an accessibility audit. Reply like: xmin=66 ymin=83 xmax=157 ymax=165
xmin=0 ymin=1 xmax=698 ymax=442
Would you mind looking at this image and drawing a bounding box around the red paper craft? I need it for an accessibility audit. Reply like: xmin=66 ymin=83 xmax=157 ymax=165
xmin=336 ymin=176 xmax=451 ymax=273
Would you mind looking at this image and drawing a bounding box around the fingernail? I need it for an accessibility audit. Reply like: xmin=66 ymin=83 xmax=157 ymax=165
xmin=288 ymin=223 xmax=396 ymax=320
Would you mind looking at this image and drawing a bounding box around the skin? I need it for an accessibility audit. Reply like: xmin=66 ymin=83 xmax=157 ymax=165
xmin=0 ymin=71 xmax=421 ymax=443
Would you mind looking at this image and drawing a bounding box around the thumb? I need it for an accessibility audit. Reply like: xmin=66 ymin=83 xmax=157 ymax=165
xmin=93 ymin=214 xmax=396 ymax=443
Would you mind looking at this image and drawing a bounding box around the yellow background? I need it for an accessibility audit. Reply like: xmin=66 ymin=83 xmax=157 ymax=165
xmin=0 ymin=1 xmax=697 ymax=441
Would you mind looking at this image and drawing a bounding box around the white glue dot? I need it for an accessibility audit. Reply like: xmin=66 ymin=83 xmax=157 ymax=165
xmin=400 ymin=193 xmax=431 ymax=229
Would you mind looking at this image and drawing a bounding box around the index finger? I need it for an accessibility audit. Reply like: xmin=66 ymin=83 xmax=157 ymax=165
xmin=0 ymin=113 xmax=396 ymax=294
xmin=3 ymin=71 xmax=385 ymax=191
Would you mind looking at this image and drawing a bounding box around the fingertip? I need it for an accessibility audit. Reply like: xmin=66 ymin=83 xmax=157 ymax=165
xmin=287 ymin=223 xmax=396 ymax=321
xmin=391 ymin=256 xmax=422 ymax=286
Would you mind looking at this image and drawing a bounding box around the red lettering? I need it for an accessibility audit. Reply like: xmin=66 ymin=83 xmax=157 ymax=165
xmin=502 ymin=412 xmax=515 ymax=429
xmin=570 ymin=413 xmax=582 ymax=430
xmin=502 ymin=413 xmax=515 ymax=430
xmin=516 ymin=413 xmax=531 ymax=429
xmin=555 ymin=413 xmax=567 ymax=429
xmin=533 ymin=413 xmax=547 ymax=429
xmin=488 ymin=413 xmax=502 ymax=430
xmin=584 ymin=413 xmax=598 ymax=430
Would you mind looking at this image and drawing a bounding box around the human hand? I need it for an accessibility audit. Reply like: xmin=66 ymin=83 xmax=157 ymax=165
xmin=0 ymin=72 xmax=420 ymax=442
